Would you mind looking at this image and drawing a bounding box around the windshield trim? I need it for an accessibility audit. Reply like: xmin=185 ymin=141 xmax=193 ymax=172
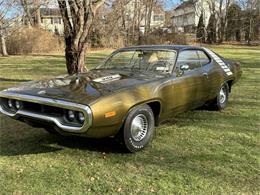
xmin=95 ymin=49 xmax=177 ymax=74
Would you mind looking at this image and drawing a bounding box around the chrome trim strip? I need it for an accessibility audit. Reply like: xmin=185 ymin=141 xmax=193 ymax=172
xmin=0 ymin=91 xmax=92 ymax=133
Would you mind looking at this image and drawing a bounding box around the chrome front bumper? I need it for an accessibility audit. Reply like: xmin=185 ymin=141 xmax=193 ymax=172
xmin=0 ymin=91 xmax=92 ymax=133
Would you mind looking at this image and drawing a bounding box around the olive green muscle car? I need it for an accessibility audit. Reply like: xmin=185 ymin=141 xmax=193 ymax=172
xmin=0 ymin=45 xmax=242 ymax=152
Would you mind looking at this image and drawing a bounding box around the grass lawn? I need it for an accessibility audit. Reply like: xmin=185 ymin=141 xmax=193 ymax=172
xmin=0 ymin=46 xmax=259 ymax=194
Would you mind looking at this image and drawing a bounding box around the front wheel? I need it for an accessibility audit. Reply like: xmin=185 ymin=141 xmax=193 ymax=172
xmin=122 ymin=104 xmax=155 ymax=153
xmin=211 ymin=83 xmax=229 ymax=110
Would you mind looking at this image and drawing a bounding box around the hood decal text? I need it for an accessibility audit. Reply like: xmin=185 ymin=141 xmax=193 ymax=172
xmin=93 ymin=74 xmax=121 ymax=84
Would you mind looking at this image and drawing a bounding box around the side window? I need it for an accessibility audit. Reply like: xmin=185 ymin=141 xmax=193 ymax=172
xmin=175 ymin=50 xmax=201 ymax=71
xmin=197 ymin=50 xmax=211 ymax=66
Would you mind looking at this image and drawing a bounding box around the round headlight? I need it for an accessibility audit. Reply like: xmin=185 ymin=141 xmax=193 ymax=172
xmin=67 ymin=110 xmax=75 ymax=121
xmin=15 ymin=101 xmax=21 ymax=109
xmin=8 ymin=99 xmax=13 ymax=108
xmin=78 ymin=112 xmax=85 ymax=123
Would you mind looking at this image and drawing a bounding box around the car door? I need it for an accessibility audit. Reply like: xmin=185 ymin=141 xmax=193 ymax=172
xmin=197 ymin=50 xmax=213 ymax=101
xmin=171 ymin=50 xmax=206 ymax=112
xmin=198 ymin=50 xmax=224 ymax=101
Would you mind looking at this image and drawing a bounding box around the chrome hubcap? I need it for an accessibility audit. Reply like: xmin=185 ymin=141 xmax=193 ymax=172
xmin=219 ymin=87 xmax=226 ymax=104
xmin=130 ymin=114 xmax=148 ymax=142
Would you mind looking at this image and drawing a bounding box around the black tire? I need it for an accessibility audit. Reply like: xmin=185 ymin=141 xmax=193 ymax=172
xmin=122 ymin=104 xmax=155 ymax=153
xmin=211 ymin=83 xmax=229 ymax=110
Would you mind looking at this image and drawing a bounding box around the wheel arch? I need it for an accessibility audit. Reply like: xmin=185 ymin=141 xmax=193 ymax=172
xmin=114 ymin=99 xmax=162 ymax=140
xmin=226 ymin=80 xmax=234 ymax=93
xmin=123 ymin=99 xmax=162 ymax=127
xmin=146 ymin=101 xmax=162 ymax=126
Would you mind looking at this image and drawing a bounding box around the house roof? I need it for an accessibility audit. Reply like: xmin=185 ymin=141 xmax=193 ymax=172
xmin=29 ymin=8 xmax=61 ymax=17
xmin=173 ymin=0 xmax=197 ymax=11
xmin=40 ymin=8 xmax=61 ymax=16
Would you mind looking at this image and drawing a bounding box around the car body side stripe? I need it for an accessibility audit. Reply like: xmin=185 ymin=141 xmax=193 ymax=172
xmin=203 ymin=48 xmax=233 ymax=76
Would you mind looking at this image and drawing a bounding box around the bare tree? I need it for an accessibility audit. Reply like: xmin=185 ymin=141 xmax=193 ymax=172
xmin=94 ymin=0 xmax=167 ymax=47
xmin=20 ymin=0 xmax=49 ymax=27
xmin=0 ymin=0 xmax=20 ymax=56
xmin=20 ymin=0 xmax=33 ymax=27
xmin=103 ymin=0 xmax=130 ymax=45
xmin=0 ymin=0 xmax=8 ymax=56
xmin=144 ymin=0 xmax=155 ymax=36
xmin=34 ymin=0 xmax=42 ymax=27
xmin=239 ymin=0 xmax=259 ymax=44
xmin=57 ymin=0 xmax=106 ymax=75
xmin=0 ymin=29 xmax=8 ymax=56
xmin=216 ymin=0 xmax=231 ymax=43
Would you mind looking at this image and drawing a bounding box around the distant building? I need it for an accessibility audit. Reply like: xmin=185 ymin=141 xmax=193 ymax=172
xmin=35 ymin=8 xmax=64 ymax=35
xmin=171 ymin=0 xmax=212 ymax=33
xmin=39 ymin=8 xmax=64 ymax=35
xmin=31 ymin=3 xmax=166 ymax=35
xmin=123 ymin=1 xmax=166 ymax=33
xmin=25 ymin=8 xmax=64 ymax=35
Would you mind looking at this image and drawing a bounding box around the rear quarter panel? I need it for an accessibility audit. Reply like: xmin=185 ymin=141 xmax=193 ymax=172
xmin=203 ymin=48 xmax=240 ymax=99
xmin=227 ymin=60 xmax=242 ymax=84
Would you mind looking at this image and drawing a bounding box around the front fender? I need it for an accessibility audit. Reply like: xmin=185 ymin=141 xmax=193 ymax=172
xmin=86 ymin=86 xmax=160 ymax=137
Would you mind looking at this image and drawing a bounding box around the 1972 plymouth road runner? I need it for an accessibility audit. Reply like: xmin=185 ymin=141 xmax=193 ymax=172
xmin=0 ymin=45 xmax=242 ymax=152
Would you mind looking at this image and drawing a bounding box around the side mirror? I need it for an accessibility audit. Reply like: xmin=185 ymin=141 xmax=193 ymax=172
xmin=180 ymin=64 xmax=190 ymax=71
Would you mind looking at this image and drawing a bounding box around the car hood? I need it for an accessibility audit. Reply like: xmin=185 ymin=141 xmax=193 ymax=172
xmin=4 ymin=69 xmax=164 ymax=105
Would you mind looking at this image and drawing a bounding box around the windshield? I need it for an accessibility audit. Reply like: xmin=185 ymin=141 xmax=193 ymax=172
xmin=97 ymin=50 xmax=177 ymax=74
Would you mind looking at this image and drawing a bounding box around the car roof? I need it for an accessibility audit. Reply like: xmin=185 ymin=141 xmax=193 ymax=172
xmin=117 ymin=45 xmax=202 ymax=51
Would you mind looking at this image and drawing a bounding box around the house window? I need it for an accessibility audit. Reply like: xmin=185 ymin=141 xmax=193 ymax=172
xmin=153 ymin=15 xmax=164 ymax=22
xmin=53 ymin=18 xmax=60 ymax=24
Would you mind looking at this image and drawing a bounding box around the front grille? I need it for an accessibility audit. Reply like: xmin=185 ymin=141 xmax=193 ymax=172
xmin=0 ymin=97 xmax=84 ymax=128
xmin=21 ymin=101 xmax=65 ymax=117
xmin=0 ymin=92 xmax=92 ymax=133
xmin=0 ymin=97 xmax=65 ymax=117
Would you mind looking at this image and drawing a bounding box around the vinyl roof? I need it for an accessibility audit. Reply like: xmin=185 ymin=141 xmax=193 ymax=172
xmin=118 ymin=45 xmax=202 ymax=51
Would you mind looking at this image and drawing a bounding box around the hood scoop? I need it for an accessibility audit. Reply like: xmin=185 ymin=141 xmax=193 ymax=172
xmin=93 ymin=74 xmax=122 ymax=84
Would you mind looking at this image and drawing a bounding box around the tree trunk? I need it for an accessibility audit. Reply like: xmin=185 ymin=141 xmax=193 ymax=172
xmin=247 ymin=16 xmax=253 ymax=45
xmin=34 ymin=0 xmax=41 ymax=27
xmin=132 ymin=0 xmax=137 ymax=42
xmin=65 ymin=50 xmax=86 ymax=74
xmin=20 ymin=0 xmax=33 ymax=27
xmin=58 ymin=0 xmax=105 ymax=75
xmin=1 ymin=34 xmax=8 ymax=56
xmin=218 ymin=17 xmax=224 ymax=43
xmin=145 ymin=0 xmax=153 ymax=36
xmin=64 ymin=38 xmax=87 ymax=75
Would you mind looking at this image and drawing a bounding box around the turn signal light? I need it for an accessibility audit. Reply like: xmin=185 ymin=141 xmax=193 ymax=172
xmin=105 ymin=111 xmax=116 ymax=118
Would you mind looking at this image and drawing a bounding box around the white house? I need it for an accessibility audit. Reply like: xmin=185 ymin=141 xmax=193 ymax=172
xmin=123 ymin=1 xmax=166 ymax=33
xmin=171 ymin=0 xmax=213 ymax=33
xmin=32 ymin=2 xmax=166 ymax=35
xmin=37 ymin=8 xmax=64 ymax=35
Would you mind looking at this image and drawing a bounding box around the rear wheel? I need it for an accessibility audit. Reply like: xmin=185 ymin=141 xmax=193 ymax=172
xmin=211 ymin=83 xmax=229 ymax=110
xmin=122 ymin=104 xmax=155 ymax=153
